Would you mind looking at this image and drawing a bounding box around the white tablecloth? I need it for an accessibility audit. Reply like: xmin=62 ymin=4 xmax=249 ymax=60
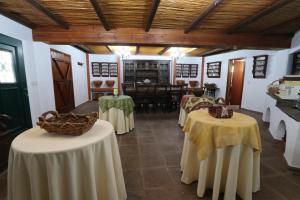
xmin=8 ymin=120 xmax=127 ymax=200
xmin=99 ymin=107 xmax=134 ymax=135
xmin=181 ymin=134 xmax=260 ymax=200
xmin=178 ymin=107 xmax=187 ymax=127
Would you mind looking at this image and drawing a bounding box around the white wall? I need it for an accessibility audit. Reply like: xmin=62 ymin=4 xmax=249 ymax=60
xmin=291 ymin=30 xmax=300 ymax=48
xmin=0 ymin=15 xmax=41 ymax=124
xmin=203 ymin=49 xmax=290 ymax=112
xmin=1 ymin=15 xmax=89 ymax=125
xmin=33 ymin=43 xmax=89 ymax=111
xmin=88 ymin=54 xmax=202 ymax=89
xmin=176 ymin=57 xmax=202 ymax=87
xmin=89 ymin=54 xmax=119 ymax=88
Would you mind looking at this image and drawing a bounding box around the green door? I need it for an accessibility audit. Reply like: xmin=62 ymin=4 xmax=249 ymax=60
xmin=0 ymin=34 xmax=32 ymax=136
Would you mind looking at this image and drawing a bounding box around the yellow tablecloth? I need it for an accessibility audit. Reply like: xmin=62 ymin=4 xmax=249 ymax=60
xmin=181 ymin=109 xmax=262 ymax=200
xmin=183 ymin=109 xmax=261 ymax=161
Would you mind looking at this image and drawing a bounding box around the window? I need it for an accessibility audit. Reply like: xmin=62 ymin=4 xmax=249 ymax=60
xmin=0 ymin=50 xmax=16 ymax=83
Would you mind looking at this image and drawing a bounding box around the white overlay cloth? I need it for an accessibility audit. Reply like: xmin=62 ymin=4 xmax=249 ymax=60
xmin=8 ymin=120 xmax=127 ymax=200
xmin=178 ymin=107 xmax=187 ymax=127
xmin=181 ymin=134 xmax=260 ymax=200
xmin=99 ymin=107 xmax=134 ymax=134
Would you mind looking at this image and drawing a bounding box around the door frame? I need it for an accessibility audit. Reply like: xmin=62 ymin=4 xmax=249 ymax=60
xmin=50 ymin=48 xmax=75 ymax=112
xmin=0 ymin=33 xmax=32 ymax=132
xmin=225 ymin=57 xmax=246 ymax=106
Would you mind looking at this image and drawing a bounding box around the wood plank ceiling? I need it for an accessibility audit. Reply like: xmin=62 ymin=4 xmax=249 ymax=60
xmin=0 ymin=0 xmax=299 ymax=56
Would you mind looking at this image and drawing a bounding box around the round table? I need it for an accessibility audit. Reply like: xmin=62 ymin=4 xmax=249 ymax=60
xmin=99 ymin=95 xmax=135 ymax=134
xmin=8 ymin=120 xmax=127 ymax=200
xmin=178 ymin=96 xmax=214 ymax=127
xmin=180 ymin=110 xmax=262 ymax=200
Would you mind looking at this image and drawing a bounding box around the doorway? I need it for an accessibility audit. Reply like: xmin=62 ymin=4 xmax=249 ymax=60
xmin=51 ymin=49 xmax=75 ymax=113
xmin=0 ymin=33 xmax=32 ymax=170
xmin=226 ymin=58 xmax=246 ymax=106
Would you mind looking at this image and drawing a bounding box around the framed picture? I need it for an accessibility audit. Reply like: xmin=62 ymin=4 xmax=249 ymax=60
xmin=182 ymin=64 xmax=190 ymax=78
xmin=109 ymin=63 xmax=118 ymax=77
xmin=190 ymin=64 xmax=198 ymax=78
xmin=176 ymin=64 xmax=182 ymax=77
xmin=252 ymin=55 xmax=268 ymax=78
xmin=101 ymin=63 xmax=109 ymax=77
xmin=91 ymin=62 xmax=101 ymax=77
xmin=207 ymin=62 xmax=221 ymax=78
xmin=292 ymin=52 xmax=300 ymax=75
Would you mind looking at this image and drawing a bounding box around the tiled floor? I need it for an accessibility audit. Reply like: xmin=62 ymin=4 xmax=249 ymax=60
xmin=1 ymin=101 xmax=300 ymax=200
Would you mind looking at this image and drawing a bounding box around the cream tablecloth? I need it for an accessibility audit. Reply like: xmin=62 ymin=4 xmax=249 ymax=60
xmin=99 ymin=95 xmax=134 ymax=135
xmin=181 ymin=110 xmax=261 ymax=200
xmin=8 ymin=120 xmax=127 ymax=200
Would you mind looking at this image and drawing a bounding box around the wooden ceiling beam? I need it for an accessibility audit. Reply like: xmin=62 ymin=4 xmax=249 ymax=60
xmin=145 ymin=0 xmax=160 ymax=32
xmin=25 ymin=0 xmax=69 ymax=29
xmin=200 ymin=48 xmax=233 ymax=56
xmin=73 ymin=45 xmax=94 ymax=53
xmin=0 ymin=8 xmax=36 ymax=29
xmin=227 ymin=0 xmax=294 ymax=34
xmin=185 ymin=0 xmax=224 ymax=33
xmin=159 ymin=47 xmax=170 ymax=55
xmin=261 ymin=16 xmax=300 ymax=35
xmin=73 ymin=45 xmax=88 ymax=53
xmin=135 ymin=46 xmax=140 ymax=55
xmin=89 ymin=0 xmax=110 ymax=31
xmin=32 ymin=26 xmax=291 ymax=49
xmin=106 ymin=45 xmax=113 ymax=53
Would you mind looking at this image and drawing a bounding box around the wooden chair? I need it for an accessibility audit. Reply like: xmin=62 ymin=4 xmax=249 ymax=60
xmin=135 ymin=84 xmax=150 ymax=112
xmin=155 ymin=84 xmax=170 ymax=112
xmin=170 ymin=85 xmax=184 ymax=110
xmin=122 ymin=82 xmax=136 ymax=100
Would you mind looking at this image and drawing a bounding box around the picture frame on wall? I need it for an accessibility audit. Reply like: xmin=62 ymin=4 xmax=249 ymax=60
xmin=91 ymin=62 xmax=101 ymax=77
xmin=101 ymin=63 xmax=109 ymax=77
xmin=190 ymin=64 xmax=198 ymax=78
xmin=252 ymin=55 xmax=268 ymax=78
xmin=292 ymin=52 xmax=300 ymax=75
xmin=176 ymin=64 xmax=182 ymax=77
xmin=207 ymin=62 xmax=221 ymax=78
xmin=109 ymin=63 xmax=118 ymax=77
xmin=182 ymin=64 xmax=190 ymax=78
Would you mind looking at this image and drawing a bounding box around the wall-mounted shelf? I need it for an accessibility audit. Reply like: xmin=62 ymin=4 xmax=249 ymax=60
xmin=252 ymin=55 xmax=268 ymax=78
xmin=123 ymin=60 xmax=170 ymax=83
xmin=207 ymin=62 xmax=221 ymax=78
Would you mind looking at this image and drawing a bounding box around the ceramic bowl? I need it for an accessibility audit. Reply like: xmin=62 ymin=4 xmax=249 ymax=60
xmin=93 ymin=80 xmax=102 ymax=88
xmin=106 ymin=80 xmax=115 ymax=88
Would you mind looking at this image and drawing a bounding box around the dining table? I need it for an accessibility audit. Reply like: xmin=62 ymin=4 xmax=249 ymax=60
xmin=8 ymin=120 xmax=127 ymax=200
xmin=180 ymin=109 xmax=262 ymax=200
xmin=178 ymin=95 xmax=214 ymax=127
xmin=99 ymin=95 xmax=135 ymax=134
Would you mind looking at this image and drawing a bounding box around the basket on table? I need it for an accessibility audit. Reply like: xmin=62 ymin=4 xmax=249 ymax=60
xmin=208 ymin=98 xmax=233 ymax=118
xmin=37 ymin=111 xmax=98 ymax=136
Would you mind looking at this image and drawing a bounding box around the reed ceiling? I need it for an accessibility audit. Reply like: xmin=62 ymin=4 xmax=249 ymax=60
xmin=0 ymin=0 xmax=299 ymax=55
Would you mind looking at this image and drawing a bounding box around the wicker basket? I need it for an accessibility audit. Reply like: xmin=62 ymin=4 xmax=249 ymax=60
xmin=208 ymin=105 xmax=233 ymax=118
xmin=37 ymin=111 xmax=98 ymax=136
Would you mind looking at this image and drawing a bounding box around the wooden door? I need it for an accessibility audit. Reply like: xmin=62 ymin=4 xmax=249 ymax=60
xmin=0 ymin=34 xmax=32 ymax=171
xmin=51 ymin=49 xmax=75 ymax=113
xmin=226 ymin=59 xmax=245 ymax=106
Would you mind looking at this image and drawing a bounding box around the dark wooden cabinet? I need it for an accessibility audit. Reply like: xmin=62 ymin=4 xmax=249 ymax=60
xmin=123 ymin=60 xmax=170 ymax=83
xmin=292 ymin=52 xmax=300 ymax=75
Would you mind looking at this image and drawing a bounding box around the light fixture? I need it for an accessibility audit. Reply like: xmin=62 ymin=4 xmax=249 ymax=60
xmin=113 ymin=46 xmax=131 ymax=59
xmin=170 ymin=47 xmax=186 ymax=59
